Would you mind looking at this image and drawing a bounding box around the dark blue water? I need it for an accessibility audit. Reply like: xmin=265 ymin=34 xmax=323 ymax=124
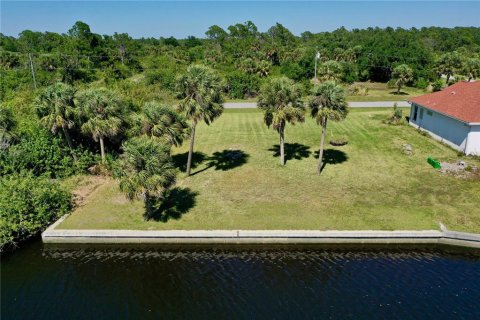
xmin=2 ymin=241 xmax=480 ymax=319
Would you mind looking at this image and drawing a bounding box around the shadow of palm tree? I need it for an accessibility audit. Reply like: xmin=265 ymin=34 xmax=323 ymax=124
xmin=210 ymin=149 xmax=249 ymax=171
xmin=149 ymin=187 xmax=198 ymax=222
xmin=172 ymin=151 xmax=207 ymax=172
xmin=389 ymin=91 xmax=409 ymax=95
xmin=268 ymin=143 xmax=311 ymax=164
xmin=191 ymin=149 xmax=249 ymax=176
xmin=313 ymin=149 xmax=348 ymax=172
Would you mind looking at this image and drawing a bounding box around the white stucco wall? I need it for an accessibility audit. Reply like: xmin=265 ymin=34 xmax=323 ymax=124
xmin=466 ymin=125 xmax=480 ymax=155
xmin=409 ymin=103 xmax=471 ymax=153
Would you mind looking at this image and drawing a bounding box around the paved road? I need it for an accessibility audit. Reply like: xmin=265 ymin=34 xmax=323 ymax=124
xmin=224 ymin=101 xmax=410 ymax=109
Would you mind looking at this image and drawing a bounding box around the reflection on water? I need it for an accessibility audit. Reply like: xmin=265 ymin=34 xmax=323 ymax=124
xmin=2 ymin=242 xmax=480 ymax=320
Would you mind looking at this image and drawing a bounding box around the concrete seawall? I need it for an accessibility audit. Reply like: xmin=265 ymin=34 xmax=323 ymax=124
xmin=42 ymin=216 xmax=480 ymax=248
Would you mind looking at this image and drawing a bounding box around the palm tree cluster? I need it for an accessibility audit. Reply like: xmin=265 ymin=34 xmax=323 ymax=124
xmin=35 ymin=83 xmax=78 ymax=161
xmin=34 ymin=62 xmax=345 ymax=221
xmin=33 ymin=64 xmax=226 ymax=219
xmin=238 ymin=57 xmax=272 ymax=77
xmin=258 ymin=77 xmax=348 ymax=174
xmin=76 ymin=88 xmax=125 ymax=163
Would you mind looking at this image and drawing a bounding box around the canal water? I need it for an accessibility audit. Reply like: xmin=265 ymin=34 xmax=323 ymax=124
xmin=2 ymin=241 xmax=480 ymax=319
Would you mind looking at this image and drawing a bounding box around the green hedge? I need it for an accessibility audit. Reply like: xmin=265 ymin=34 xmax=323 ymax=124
xmin=0 ymin=172 xmax=72 ymax=250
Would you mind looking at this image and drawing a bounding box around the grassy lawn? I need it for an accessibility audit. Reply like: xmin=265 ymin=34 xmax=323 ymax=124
xmin=59 ymin=108 xmax=480 ymax=232
xmin=224 ymin=97 xmax=258 ymax=103
xmin=346 ymin=82 xmax=426 ymax=102
xmin=224 ymin=83 xmax=426 ymax=103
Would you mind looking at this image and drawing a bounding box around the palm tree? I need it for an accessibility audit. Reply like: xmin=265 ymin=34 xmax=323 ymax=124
xmin=135 ymin=101 xmax=190 ymax=147
xmin=257 ymin=77 xmax=305 ymax=166
xmin=392 ymin=64 xmax=413 ymax=94
xmin=118 ymin=136 xmax=176 ymax=220
xmin=77 ymin=88 xmax=124 ymax=163
xmin=176 ymin=64 xmax=224 ymax=176
xmin=256 ymin=60 xmax=272 ymax=77
xmin=318 ymin=60 xmax=343 ymax=82
xmin=35 ymin=82 xmax=78 ymax=161
xmin=309 ymin=81 xmax=348 ymax=175
xmin=464 ymin=58 xmax=480 ymax=82
xmin=435 ymin=52 xmax=463 ymax=84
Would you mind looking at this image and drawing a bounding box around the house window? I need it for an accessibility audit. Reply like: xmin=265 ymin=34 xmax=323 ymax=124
xmin=413 ymin=105 xmax=418 ymax=121
xmin=420 ymin=108 xmax=424 ymax=120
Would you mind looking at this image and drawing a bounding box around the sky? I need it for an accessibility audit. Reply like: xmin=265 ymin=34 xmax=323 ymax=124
xmin=1 ymin=1 xmax=480 ymax=38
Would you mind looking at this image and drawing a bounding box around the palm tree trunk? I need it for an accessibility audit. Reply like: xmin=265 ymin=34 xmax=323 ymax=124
xmin=62 ymin=127 xmax=77 ymax=162
xmin=99 ymin=137 xmax=106 ymax=163
xmin=279 ymin=124 xmax=285 ymax=166
xmin=186 ymin=122 xmax=196 ymax=176
xmin=397 ymin=84 xmax=401 ymax=94
xmin=317 ymin=117 xmax=328 ymax=175
xmin=144 ymin=193 xmax=153 ymax=221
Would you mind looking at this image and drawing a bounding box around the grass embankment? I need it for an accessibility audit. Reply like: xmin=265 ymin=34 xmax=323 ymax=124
xmin=59 ymin=108 xmax=480 ymax=232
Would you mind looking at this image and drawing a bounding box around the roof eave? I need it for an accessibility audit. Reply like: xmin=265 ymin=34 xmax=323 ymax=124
xmin=409 ymin=101 xmax=477 ymax=125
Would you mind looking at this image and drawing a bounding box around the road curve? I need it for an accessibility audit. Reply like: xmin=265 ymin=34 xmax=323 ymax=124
xmin=223 ymin=101 xmax=410 ymax=109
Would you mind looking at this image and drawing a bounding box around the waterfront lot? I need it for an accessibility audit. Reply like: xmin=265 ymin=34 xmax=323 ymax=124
xmin=59 ymin=108 xmax=480 ymax=232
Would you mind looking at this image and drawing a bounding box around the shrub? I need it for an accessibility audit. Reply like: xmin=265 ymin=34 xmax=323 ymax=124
xmin=144 ymin=56 xmax=179 ymax=91
xmin=347 ymin=83 xmax=368 ymax=96
xmin=384 ymin=103 xmax=404 ymax=125
xmin=225 ymin=72 xmax=260 ymax=99
xmin=0 ymin=172 xmax=72 ymax=250
xmin=414 ymin=77 xmax=429 ymax=89
xmin=329 ymin=137 xmax=348 ymax=146
xmin=280 ymin=61 xmax=307 ymax=81
xmin=0 ymin=126 xmax=94 ymax=178
xmin=105 ymin=62 xmax=132 ymax=81
xmin=432 ymin=79 xmax=444 ymax=92
xmin=145 ymin=68 xmax=177 ymax=91
xmin=341 ymin=62 xmax=359 ymax=84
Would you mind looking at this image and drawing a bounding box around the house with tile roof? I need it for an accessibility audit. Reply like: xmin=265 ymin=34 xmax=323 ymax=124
xmin=408 ymin=81 xmax=480 ymax=155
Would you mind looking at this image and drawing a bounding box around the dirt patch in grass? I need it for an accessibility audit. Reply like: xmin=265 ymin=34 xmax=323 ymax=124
xmin=71 ymin=175 xmax=108 ymax=208
xmin=440 ymin=161 xmax=480 ymax=180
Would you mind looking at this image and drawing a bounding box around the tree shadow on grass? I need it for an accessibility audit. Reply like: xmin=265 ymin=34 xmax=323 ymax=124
xmin=313 ymin=149 xmax=349 ymax=173
xmin=389 ymin=91 xmax=409 ymax=95
xmin=268 ymin=143 xmax=311 ymax=164
xmin=191 ymin=149 xmax=249 ymax=176
xmin=149 ymin=187 xmax=198 ymax=222
xmin=172 ymin=151 xmax=207 ymax=172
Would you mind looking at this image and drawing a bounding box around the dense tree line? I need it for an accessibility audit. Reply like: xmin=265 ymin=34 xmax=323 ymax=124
xmin=2 ymin=22 xmax=480 ymax=101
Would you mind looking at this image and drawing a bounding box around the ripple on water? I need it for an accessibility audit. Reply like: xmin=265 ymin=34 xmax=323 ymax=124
xmin=2 ymin=243 xmax=480 ymax=320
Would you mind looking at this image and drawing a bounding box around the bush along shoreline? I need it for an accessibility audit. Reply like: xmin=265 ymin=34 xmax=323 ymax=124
xmin=0 ymin=172 xmax=72 ymax=252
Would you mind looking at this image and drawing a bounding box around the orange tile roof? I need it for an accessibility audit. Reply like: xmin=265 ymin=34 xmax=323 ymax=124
xmin=409 ymin=81 xmax=480 ymax=123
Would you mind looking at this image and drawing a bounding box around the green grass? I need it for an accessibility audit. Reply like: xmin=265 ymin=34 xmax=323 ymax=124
xmin=346 ymin=83 xmax=426 ymax=102
xmin=59 ymin=108 xmax=480 ymax=232
xmin=223 ymin=83 xmax=427 ymax=103
xmin=224 ymin=97 xmax=258 ymax=103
